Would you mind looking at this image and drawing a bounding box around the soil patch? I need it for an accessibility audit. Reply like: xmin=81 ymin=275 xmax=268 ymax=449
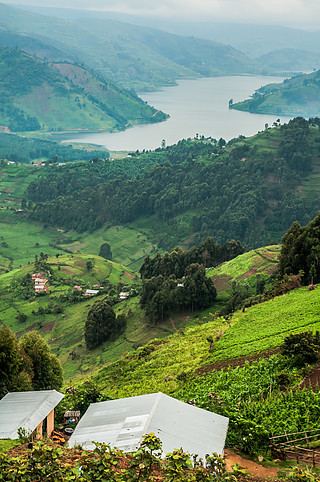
xmin=16 ymin=323 xmax=38 ymax=337
xmin=196 ymin=348 xmax=280 ymax=377
xmin=212 ymin=275 xmax=232 ymax=292
xmin=61 ymin=268 xmax=76 ymax=275
xmin=300 ymin=361 xmax=320 ymax=391
xmin=224 ymin=449 xmax=279 ymax=478
xmin=41 ymin=321 xmax=55 ymax=333
xmin=123 ymin=271 xmax=134 ymax=280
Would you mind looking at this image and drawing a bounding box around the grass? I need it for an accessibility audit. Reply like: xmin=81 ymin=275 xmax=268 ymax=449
xmin=0 ymin=440 xmax=21 ymax=453
xmin=211 ymin=286 xmax=320 ymax=362
xmin=58 ymin=225 xmax=159 ymax=271
xmin=91 ymin=267 xmax=320 ymax=399
xmin=206 ymin=245 xmax=280 ymax=300
xmin=94 ymin=315 xmax=229 ymax=398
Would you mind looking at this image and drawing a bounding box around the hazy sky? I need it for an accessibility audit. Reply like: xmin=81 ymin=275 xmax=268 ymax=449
xmin=10 ymin=0 xmax=320 ymax=28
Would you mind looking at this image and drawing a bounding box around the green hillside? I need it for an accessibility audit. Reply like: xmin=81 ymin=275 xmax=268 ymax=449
xmin=0 ymin=47 xmax=167 ymax=133
xmin=231 ymin=69 xmax=320 ymax=116
xmin=256 ymin=48 xmax=320 ymax=72
xmin=0 ymin=3 xmax=266 ymax=91
xmin=94 ymin=279 xmax=320 ymax=396
xmin=24 ymin=118 xmax=320 ymax=250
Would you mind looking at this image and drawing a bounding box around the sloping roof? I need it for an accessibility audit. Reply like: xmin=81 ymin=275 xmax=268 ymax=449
xmin=68 ymin=392 xmax=228 ymax=458
xmin=0 ymin=390 xmax=64 ymax=439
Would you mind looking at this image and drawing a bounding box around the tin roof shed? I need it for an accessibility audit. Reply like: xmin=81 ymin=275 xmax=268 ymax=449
xmin=0 ymin=390 xmax=64 ymax=439
xmin=68 ymin=392 xmax=228 ymax=458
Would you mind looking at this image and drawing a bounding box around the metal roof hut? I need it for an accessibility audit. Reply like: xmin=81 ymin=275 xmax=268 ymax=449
xmin=68 ymin=392 xmax=229 ymax=459
xmin=0 ymin=390 xmax=64 ymax=440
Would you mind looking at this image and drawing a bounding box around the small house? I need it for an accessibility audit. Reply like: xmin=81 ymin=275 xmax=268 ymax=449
xmin=0 ymin=390 xmax=64 ymax=440
xmin=73 ymin=285 xmax=83 ymax=291
xmin=84 ymin=289 xmax=99 ymax=296
xmin=119 ymin=292 xmax=128 ymax=300
xmin=68 ymin=392 xmax=229 ymax=459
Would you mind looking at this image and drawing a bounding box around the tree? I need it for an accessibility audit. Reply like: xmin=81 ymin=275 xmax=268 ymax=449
xmin=86 ymin=260 xmax=94 ymax=270
xmin=85 ymin=299 xmax=125 ymax=350
xmin=99 ymin=242 xmax=112 ymax=261
xmin=19 ymin=331 xmax=63 ymax=391
xmin=0 ymin=325 xmax=25 ymax=397
xmin=281 ymin=331 xmax=320 ymax=367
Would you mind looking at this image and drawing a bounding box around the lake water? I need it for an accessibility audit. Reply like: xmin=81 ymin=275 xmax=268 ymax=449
xmin=62 ymin=76 xmax=291 ymax=151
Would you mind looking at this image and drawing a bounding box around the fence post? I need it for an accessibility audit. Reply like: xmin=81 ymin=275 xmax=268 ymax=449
xmin=305 ymin=431 xmax=309 ymax=448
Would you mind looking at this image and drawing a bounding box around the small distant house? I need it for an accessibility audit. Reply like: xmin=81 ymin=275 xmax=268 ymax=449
xmin=119 ymin=292 xmax=128 ymax=300
xmin=7 ymin=161 xmax=15 ymax=165
xmin=0 ymin=390 xmax=64 ymax=440
xmin=84 ymin=289 xmax=99 ymax=297
xmin=73 ymin=285 xmax=83 ymax=291
xmin=34 ymin=278 xmax=48 ymax=293
xmin=32 ymin=272 xmax=46 ymax=280
xmin=68 ymin=392 xmax=229 ymax=459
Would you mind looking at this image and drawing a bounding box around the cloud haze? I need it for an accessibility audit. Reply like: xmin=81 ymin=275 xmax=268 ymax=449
xmin=9 ymin=0 xmax=320 ymax=28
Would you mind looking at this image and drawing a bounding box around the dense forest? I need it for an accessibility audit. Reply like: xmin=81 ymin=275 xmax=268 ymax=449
xmin=25 ymin=118 xmax=320 ymax=248
xmin=0 ymin=133 xmax=108 ymax=163
xmin=279 ymin=211 xmax=320 ymax=284
xmin=139 ymin=237 xmax=244 ymax=322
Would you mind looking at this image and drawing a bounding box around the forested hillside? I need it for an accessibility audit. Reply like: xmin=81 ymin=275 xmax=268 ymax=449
xmin=0 ymin=3 xmax=266 ymax=91
xmin=0 ymin=47 xmax=166 ymax=132
xmin=231 ymin=70 xmax=320 ymax=117
xmin=0 ymin=133 xmax=108 ymax=163
xmin=25 ymin=118 xmax=320 ymax=248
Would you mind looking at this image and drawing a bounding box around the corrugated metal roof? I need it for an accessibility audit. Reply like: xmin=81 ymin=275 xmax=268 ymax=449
xmin=0 ymin=390 xmax=64 ymax=439
xmin=68 ymin=392 xmax=228 ymax=458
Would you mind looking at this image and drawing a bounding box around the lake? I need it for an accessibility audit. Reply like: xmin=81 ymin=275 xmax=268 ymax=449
xmin=62 ymin=76 xmax=291 ymax=151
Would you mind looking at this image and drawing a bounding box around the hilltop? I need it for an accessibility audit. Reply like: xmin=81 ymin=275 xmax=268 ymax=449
xmin=231 ymin=70 xmax=320 ymax=117
xmin=0 ymin=47 xmax=166 ymax=133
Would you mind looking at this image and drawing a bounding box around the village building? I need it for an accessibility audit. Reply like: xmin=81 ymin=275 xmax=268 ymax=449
xmin=84 ymin=289 xmax=99 ymax=296
xmin=73 ymin=285 xmax=83 ymax=291
xmin=0 ymin=390 xmax=64 ymax=440
xmin=34 ymin=278 xmax=49 ymax=293
xmin=68 ymin=392 xmax=229 ymax=459
xmin=31 ymin=272 xmax=46 ymax=280
xmin=119 ymin=291 xmax=128 ymax=300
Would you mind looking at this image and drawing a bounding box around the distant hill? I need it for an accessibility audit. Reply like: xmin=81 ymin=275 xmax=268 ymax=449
xmin=23 ymin=6 xmax=320 ymax=59
xmin=256 ymin=48 xmax=320 ymax=73
xmin=0 ymin=47 xmax=167 ymax=132
xmin=230 ymin=70 xmax=320 ymax=116
xmin=0 ymin=27 xmax=75 ymax=63
xmin=0 ymin=3 xmax=265 ymax=91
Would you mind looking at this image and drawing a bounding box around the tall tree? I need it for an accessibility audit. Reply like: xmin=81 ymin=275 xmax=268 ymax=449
xmin=85 ymin=299 xmax=125 ymax=350
xmin=19 ymin=331 xmax=63 ymax=391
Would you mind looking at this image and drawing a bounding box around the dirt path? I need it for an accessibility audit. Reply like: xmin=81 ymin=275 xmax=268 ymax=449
xmin=169 ymin=316 xmax=177 ymax=331
xmin=224 ymin=449 xmax=279 ymax=478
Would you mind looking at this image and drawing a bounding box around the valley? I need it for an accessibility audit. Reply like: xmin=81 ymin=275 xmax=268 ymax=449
xmin=2 ymin=3 xmax=320 ymax=480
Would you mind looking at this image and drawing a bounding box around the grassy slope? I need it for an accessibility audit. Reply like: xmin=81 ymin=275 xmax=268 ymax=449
xmin=207 ymin=245 xmax=280 ymax=295
xmin=0 ymin=252 xmax=189 ymax=379
xmin=90 ymin=246 xmax=283 ymax=398
xmin=231 ymin=70 xmax=320 ymax=116
xmin=93 ymin=283 xmax=320 ymax=399
xmin=0 ymin=48 xmax=165 ymax=133
xmin=0 ymin=164 xmax=160 ymax=272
